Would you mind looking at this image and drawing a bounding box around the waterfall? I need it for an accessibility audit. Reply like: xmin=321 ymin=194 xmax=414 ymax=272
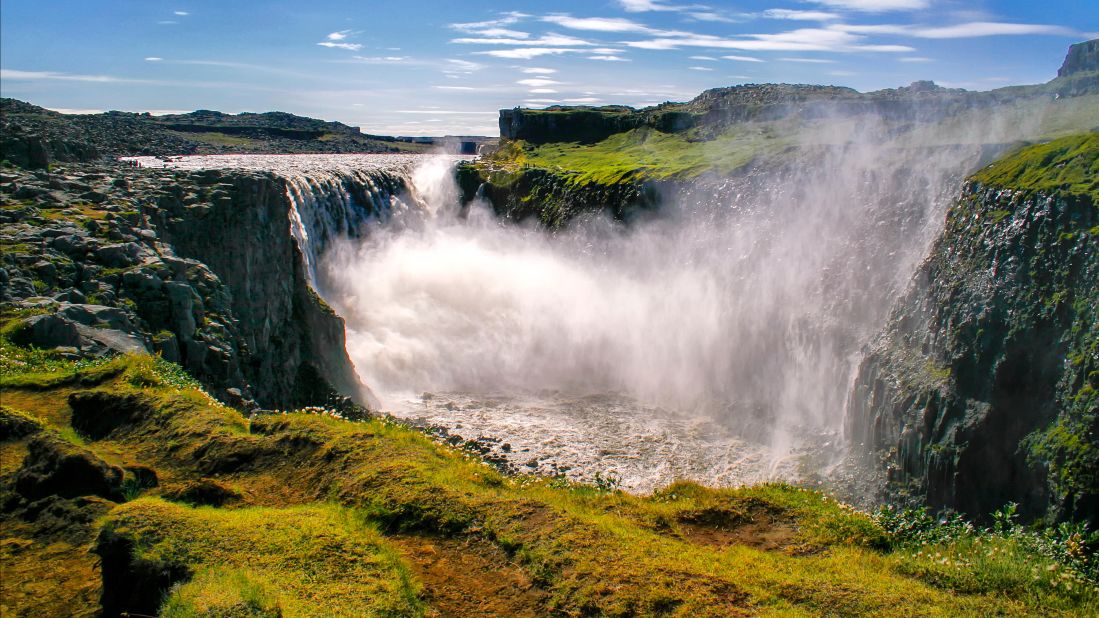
xmin=283 ymin=168 xmax=414 ymax=285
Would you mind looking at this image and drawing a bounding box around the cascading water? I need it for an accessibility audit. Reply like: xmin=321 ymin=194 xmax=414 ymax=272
xmin=313 ymin=125 xmax=1001 ymax=492
xmin=127 ymin=104 xmax=1046 ymax=493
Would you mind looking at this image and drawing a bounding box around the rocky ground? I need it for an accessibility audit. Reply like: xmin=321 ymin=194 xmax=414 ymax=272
xmin=0 ymin=160 xmax=363 ymax=411
xmin=0 ymin=98 xmax=429 ymax=169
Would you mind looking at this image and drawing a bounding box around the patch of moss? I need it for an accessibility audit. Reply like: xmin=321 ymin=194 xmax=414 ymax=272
xmin=2 ymin=339 xmax=1096 ymax=615
xmin=103 ymin=499 xmax=423 ymax=617
xmin=970 ymin=132 xmax=1099 ymax=202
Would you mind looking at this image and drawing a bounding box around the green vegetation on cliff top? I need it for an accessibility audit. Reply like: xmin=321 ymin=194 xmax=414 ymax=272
xmin=971 ymin=132 xmax=1099 ymax=201
xmin=487 ymin=95 xmax=1099 ymax=188
xmin=1 ymin=334 xmax=1097 ymax=616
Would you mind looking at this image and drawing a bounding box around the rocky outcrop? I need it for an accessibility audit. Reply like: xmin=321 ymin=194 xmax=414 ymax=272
xmin=460 ymin=163 xmax=661 ymax=227
xmin=847 ymin=135 xmax=1098 ymax=524
xmin=1058 ymin=39 xmax=1099 ymax=77
xmin=0 ymin=161 xmax=375 ymax=410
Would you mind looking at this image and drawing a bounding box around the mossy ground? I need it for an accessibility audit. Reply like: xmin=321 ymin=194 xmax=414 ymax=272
xmin=485 ymin=95 xmax=1099 ymax=189
xmin=971 ymin=132 xmax=1099 ymax=201
xmin=1 ymin=339 xmax=1095 ymax=616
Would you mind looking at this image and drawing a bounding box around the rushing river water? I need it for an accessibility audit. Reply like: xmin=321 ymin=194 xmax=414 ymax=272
xmin=131 ymin=144 xmax=975 ymax=492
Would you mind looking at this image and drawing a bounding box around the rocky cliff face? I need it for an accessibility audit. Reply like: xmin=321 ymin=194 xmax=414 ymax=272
xmin=0 ymin=161 xmax=387 ymax=411
xmin=847 ymin=134 xmax=1098 ymax=524
xmin=1059 ymin=39 xmax=1099 ymax=77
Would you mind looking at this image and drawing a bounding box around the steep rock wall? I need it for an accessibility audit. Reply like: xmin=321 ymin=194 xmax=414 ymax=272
xmin=144 ymin=168 xmax=375 ymax=409
xmin=848 ymin=172 xmax=1098 ymax=523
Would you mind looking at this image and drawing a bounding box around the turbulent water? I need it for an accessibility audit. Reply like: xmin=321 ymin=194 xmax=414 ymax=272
xmin=129 ymin=133 xmax=995 ymax=491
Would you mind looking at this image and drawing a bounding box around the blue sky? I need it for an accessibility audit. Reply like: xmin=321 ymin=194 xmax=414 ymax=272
xmin=1 ymin=1 xmax=1094 ymax=136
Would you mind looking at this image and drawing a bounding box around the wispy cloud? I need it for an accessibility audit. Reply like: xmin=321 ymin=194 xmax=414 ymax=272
xmin=0 ymin=69 xmax=155 ymax=83
xmin=451 ymin=33 xmax=594 ymax=46
xmin=174 ymin=10 xmax=189 ymax=16
xmin=145 ymin=57 xmax=163 ymax=62
xmin=542 ymin=14 xmax=658 ymax=33
xmin=808 ymin=0 xmax=929 ymax=12
xmin=521 ymin=67 xmax=558 ymax=74
xmin=834 ymin=21 xmax=1078 ymax=38
xmin=450 ymin=12 xmax=529 ymax=33
xmin=763 ymin=9 xmax=840 ymax=21
xmin=721 ymin=55 xmax=764 ymax=62
xmin=318 ymin=41 xmax=363 ymax=51
xmin=617 ymin=0 xmax=696 ymax=12
xmin=623 ymin=27 xmax=913 ymax=52
xmin=689 ymin=55 xmax=718 ymax=61
xmin=689 ymin=66 xmax=714 ymax=71
xmin=898 ymin=56 xmax=933 ymax=62
xmin=474 ymin=47 xmax=584 ymax=59
xmin=589 ymin=55 xmax=630 ymax=61
xmin=443 ymin=59 xmax=484 ymax=75
xmin=517 ymin=78 xmax=560 ymax=87
xmin=779 ymin=57 xmax=837 ymax=63
xmin=327 ymin=30 xmax=351 ymax=41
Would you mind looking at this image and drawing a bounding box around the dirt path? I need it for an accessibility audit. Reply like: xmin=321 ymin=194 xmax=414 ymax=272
xmin=392 ymin=534 xmax=548 ymax=618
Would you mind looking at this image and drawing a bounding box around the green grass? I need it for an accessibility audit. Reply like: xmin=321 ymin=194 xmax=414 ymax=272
xmin=2 ymin=338 xmax=1097 ymax=616
xmin=486 ymin=124 xmax=793 ymax=185
xmin=105 ymin=499 xmax=423 ymax=617
xmin=970 ymin=132 xmax=1099 ymax=201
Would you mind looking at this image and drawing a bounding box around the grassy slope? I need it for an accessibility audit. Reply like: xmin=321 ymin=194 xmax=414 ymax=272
xmin=1 ymin=336 xmax=1096 ymax=616
xmin=970 ymin=132 xmax=1099 ymax=201
xmin=485 ymin=94 xmax=1099 ymax=187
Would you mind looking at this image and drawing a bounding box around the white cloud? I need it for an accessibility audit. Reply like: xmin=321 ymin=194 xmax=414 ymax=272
xmin=564 ymin=96 xmax=602 ymax=103
xmin=158 ymin=21 xmax=178 ymax=25
xmin=542 ymin=15 xmax=657 ymax=33
xmin=618 ymin=0 xmax=692 ymax=12
xmin=623 ymin=27 xmax=914 ymax=52
xmin=686 ymin=11 xmax=739 ymax=23
xmin=443 ymin=59 xmax=484 ymax=74
xmin=474 ymin=48 xmax=584 ymax=59
xmin=808 ymin=0 xmax=929 ymax=12
xmin=450 ymin=12 xmax=529 ymax=32
xmin=689 ymin=66 xmax=714 ymax=71
xmin=521 ymin=67 xmax=558 ymax=74
xmin=779 ymin=57 xmax=837 ymax=63
xmin=517 ymin=77 xmax=561 ymax=87
xmin=689 ymin=55 xmax=718 ymax=60
xmin=145 ymin=57 xmax=163 ymax=62
xmin=910 ymin=22 xmax=1076 ymax=38
xmin=452 ymin=33 xmax=594 ymax=46
xmin=318 ymin=41 xmax=363 ymax=51
xmin=763 ymin=9 xmax=839 ymax=21
xmin=589 ymin=55 xmax=630 ymax=61
xmin=899 ymin=56 xmax=933 ymax=62
xmin=833 ymin=21 xmax=1077 ymax=39
xmin=529 ymin=88 xmax=558 ymax=93
xmin=591 ymin=47 xmax=625 ymax=54
xmin=722 ymin=55 xmax=764 ymax=62
xmin=174 ymin=11 xmax=189 ymax=16
xmin=434 ymin=85 xmax=479 ymax=91
xmin=476 ymin=28 xmax=530 ymax=38
xmin=0 ymin=69 xmax=154 ymax=83
xmin=327 ymin=30 xmax=351 ymax=41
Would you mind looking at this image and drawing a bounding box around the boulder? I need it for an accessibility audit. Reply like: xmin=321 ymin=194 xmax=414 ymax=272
xmin=8 ymin=313 xmax=82 ymax=349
